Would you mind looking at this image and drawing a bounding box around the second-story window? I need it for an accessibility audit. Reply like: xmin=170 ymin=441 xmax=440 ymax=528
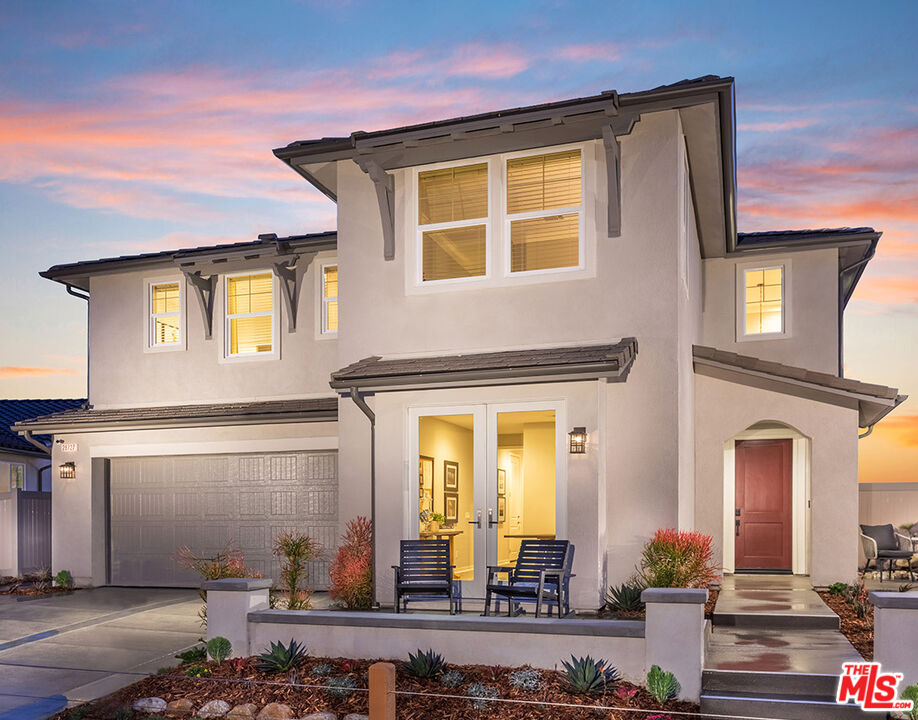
xmin=226 ymin=272 xmax=274 ymax=356
xmin=150 ymin=282 xmax=181 ymax=346
xmin=10 ymin=464 xmax=24 ymax=490
xmin=506 ymin=148 xmax=582 ymax=273
xmin=418 ymin=162 xmax=489 ymax=282
xmin=322 ymin=264 xmax=338 ymax=334
xmin=743 ymin=266 xmax=784 ymax=335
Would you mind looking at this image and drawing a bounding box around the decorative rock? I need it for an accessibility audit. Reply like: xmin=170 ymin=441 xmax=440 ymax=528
xmin=226 ymin=704 xmax=259 ymax=719
xmin=198 ymin=699 xmax=232 ymax=717
xmin=133 ymin=697 xmax=167 ymax=713
xmin=301 ymin=714 xmax=337 ymax=720
xmin=257 ymin=703 xmax=296 ymax=720
xmin=164 ymin=698 xmax=194 ymax=716
xmin=343 ymin=715 xmax=367 ymax=720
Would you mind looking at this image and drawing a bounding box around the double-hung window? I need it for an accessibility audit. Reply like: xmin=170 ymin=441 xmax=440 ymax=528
xmin=418 ymin=163 xmax=489 ymax=282
xmin=322 ymin=264 xmax=338 ymax=334
xmin=506 ymin=148 xmax=582 ymax=273
xmin=226 ymin=272 xmax=274 ymax=356
xmin=9 ymin=464 xmax=24 ymax=490
xmin=150 ymin=282 xmax=181 ymax=347
xmin=742 ymin=266 xmax=785 ymax=336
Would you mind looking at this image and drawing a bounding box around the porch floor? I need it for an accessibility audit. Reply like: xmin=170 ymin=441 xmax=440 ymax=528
xmin=715 ymin=574 xmax=838 ymax=628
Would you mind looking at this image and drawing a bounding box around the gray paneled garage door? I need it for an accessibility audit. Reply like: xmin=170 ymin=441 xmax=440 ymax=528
xmin=110 ymin=451 xmax=337 ymax=588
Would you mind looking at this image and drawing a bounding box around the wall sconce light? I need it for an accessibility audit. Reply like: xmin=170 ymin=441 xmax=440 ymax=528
xmin=59 ymin=462 xmax=76 ymax=479
xmin=569 ymin=427 xmax=587 ymax=454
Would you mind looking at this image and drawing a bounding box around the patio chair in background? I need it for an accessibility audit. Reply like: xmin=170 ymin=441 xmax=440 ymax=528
xmin=860 ymin=523 xmax=915 ymax=581
xmin=393 ymin=539 xmax=461 ymax=614
xmin=483 ymin=539 xmax=574 ymax=618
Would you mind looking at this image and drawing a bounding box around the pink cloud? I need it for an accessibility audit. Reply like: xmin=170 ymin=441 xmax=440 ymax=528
xmin=557 ymin=43 xmax=623 ymax=63
xmin=738 ymin=119 xmax=819 ymax=132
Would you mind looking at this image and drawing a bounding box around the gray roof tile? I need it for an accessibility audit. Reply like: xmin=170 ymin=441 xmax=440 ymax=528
xmin=1 ymin=399 xmax=85 ymax=453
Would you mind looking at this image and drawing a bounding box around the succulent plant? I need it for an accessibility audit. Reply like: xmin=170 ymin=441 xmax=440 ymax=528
xmin=441 ymin=670 xmax=465 ymax=688
xmin=324 ymin=675 xmax=359 ymax=699
xmin=605 ymin=583 xmax=645 ymax=613
xmin=254 ymin=639 xmax=309 ymax=674
xmin=466 ymin=682 xmax=499 ymax=709
xmin=646 ymin=664 xmax=680 ymax=703
xmin=311 ymin=662 xmax=334 ymax=676
xmin=206 ymin=636 xmax=232 ymax=663
xmin=174 ymin=646 xmax=207 ymax=664
xmin=403 ymin=648 xmax=446 ymax=678
xmin=508 ymin=668 xmax=542 ymax=691
xmin=560 ymin=655 xmax=620 ymax=695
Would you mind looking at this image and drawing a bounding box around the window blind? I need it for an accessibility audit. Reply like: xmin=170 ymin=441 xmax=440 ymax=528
xmin=510 ymin=214 xmax=579 ymax=273
xmin=507 ymin=149 xmax=581 ymax=214
xmin=150 ymin=282 xmax=180 ymax=345
xmin=422 ymin=225 xmax=487 ymax=281
xmin=744 ymin=268 xmax=783 ymax=334
xmin=227 ymin=272 xmax=273 ymax=354
xmin=418 ymin=163 xmax=488 ymax=224
xmin=323 ymin=265 xmax=338 ymax=332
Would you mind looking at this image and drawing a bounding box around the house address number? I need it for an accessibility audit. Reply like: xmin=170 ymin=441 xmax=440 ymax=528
xmin=59 ymin=442 xmax=78 ymax=453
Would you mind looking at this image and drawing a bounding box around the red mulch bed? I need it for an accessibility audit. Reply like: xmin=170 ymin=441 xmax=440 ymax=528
xmin=597 ymin=587 xmax=719 ymax=622
xmin=704 ymin=588 xmax=718 ymax=620
xmin=51 ymin=656 xmax=698 ymax=719
xmin=817 ymin=591 xmax=873 ymax=660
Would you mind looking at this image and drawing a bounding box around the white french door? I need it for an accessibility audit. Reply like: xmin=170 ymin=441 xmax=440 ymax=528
xmin=408 ymin=401 xmax=566 ymax=600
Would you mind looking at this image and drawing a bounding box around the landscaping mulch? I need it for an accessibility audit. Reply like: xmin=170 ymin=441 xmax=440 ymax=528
xmin=51 ymin=656 xmax=698 ymax=720
xmin=817 ymin=591 xmax=873 ymax=660
xmin=703 ymin=588 xmax=718 ymax=620
xmin=597 ymin=587 xmax=719 ymax=622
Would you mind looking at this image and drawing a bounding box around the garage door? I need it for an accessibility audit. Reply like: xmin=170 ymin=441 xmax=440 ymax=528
xmin=109 ymin=451 xmax=338 ymax=588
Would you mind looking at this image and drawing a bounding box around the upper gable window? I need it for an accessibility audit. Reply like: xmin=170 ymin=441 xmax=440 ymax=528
xmin=506 ymin=149 xmax=582 ymax=273
xmin=226 ymin=272 xmax=274 ymax=356
xmin=740 ymin=265 xmax=786 ymax=338
xmin=418 ymin=163 xmax=488 ymax=282
xmin=322 ymin=264 xmax=339 ymax=334
xmin=149 ymin=281 xmax=183 ymax=349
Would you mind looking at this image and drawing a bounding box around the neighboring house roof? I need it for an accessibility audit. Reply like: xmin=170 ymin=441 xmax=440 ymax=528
xmin=692 ymin=345 xmax=906 ymax=428
xmin=40 ymin=231 xmax=337 ymax=291
xmin=0 ymin=399 xmax=85 ymax=454
xmin=330 ymin=339 xmax=638 ymax=392
xmin=12 ymin=398 xmax=338 ymax=433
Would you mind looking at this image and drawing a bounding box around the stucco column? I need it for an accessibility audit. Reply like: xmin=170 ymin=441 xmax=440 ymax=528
xmin=870 ymin=591 xmax=918 ymax=687
xmin=642 ymin=587 xmax=708 ymax=702
xmin=203 ymin=578 xmax=272 ymax=658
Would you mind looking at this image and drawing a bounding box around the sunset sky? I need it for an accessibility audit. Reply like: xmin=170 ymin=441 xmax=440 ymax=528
xmin=0 ymin=1 xmax=915 ymax=482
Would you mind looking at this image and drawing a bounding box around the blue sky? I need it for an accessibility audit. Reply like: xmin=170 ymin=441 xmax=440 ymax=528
xmin=1 ymin=0 xmax=916 ymax=479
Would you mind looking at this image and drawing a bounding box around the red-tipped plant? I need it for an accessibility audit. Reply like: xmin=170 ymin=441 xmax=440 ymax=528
xmin=635 ymin=529 xmax=720 ymax=588
xmin=328 ymin=517 xmax=373 ymax=609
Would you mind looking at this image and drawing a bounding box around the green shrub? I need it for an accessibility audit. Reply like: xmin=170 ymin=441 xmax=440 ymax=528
xmin=605 ymin=583 xmax=645 ymax=613
xmin=902 ymin=683 xmax=918 ymax=720
xmin=508 ymin=668 xmax=542 ymax=691
xmin=646 ymin=665 xmax=680 ymax=703
xmin=403 ymin=648 xmax=446 ymax=678
xmin=441 ymin=670 xmax=465 ymax=688
xmin=634 ymin=529 xmax=719 ymax=588
xmin=274 ymin=530 xmax=322 ymax=610
xmin=175 ymin=646 xmax=207 ymax=664
xmin=54 ymin=570 xmax=74 ymax=588
xmin=324 ymin=675 xmax=359 ymax=699
xmin=843 ymin=579 xmax=871 ymax=619
xmin=254 ymin=639 xmax=309 ymax=674
xmin=827 ymin=582 xmax=847 ymax=595
xmin=900 ymin=583 xmax=915 ymax=593
xmin=206 ymin=636 xmax=232 ymax=663
xmin=184 ymin=663 xmax=211 ymax=678
xmin=466 ymin=683 xmax=499 ymax=709
xmin=560 ymin=655 xmax=620 ymax=695
xmin=174 ymin=542 xmax=263 ymax=627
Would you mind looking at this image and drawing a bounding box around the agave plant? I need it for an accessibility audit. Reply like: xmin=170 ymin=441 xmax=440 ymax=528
xmin=646 ymin=664 xmax=680 ymax=704
xmin=560 ymin=655 xmax=620 ymax=695
xmin=403 ymin=648 xmax=446 ymax=678
xmin=605 ymin=583 xmax=645 ymax=613
xmin=254 ymin=639 xmax=309 ymax=674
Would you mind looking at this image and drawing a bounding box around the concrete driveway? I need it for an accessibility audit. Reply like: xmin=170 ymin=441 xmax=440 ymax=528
xmin=0 ymin=588 xmax=202 ymax=719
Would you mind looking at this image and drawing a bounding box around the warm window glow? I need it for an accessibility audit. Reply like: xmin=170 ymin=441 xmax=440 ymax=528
xmin=150 ymin=282 xmax=181 ymax=346
xmin=226 ymin=273 xmax=273 ymax=355
xmin=507 ymin=149 xmax=581 ymax=272
xmin=744 ymin=267 xmax=783 ymax=334
xmin=323 ymin=265 xmax=338 ymax=333
xmin=10 ymin=464 xmax=24 ymax=490
xmin=418 ymin=163 xmax=488 ymax=281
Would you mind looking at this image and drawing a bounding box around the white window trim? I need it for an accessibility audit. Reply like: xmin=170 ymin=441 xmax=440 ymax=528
xmin=404 ymin=140 xmax=597 ymax=294
xmin=10 ymin=463 xmax=24 ymax=490
xmin=143 ymin=276 xmax=186 ymax=353
xmin=735 ymin=258 xmax=792 ymax=341
xmin=319 ymin=261 xmax=339 ymax=337
xmin=221 ymin=270 xmax=280 ymax=362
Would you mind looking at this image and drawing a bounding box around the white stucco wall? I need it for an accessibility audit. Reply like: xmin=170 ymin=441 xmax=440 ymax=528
xmin=49 ymin=421 xmax=338 ymax=586
xmin=87 ymin=252 xmax=338 ymax=408
xmin=694 ymin=373 xmax=859 ymax=586
xmin=701 ymin=247 xmax=840 ymax=374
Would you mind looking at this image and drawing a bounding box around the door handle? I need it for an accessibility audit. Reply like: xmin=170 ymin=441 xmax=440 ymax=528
xmin=735 ymin=518 xmax=741 ymax=537
xmin=469 ymin=510 xmax=482 ymax=528
xmin=487 ymin=508 xmax=498 ymax=528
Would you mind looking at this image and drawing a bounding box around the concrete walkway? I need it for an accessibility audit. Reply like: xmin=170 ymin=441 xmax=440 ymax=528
xmin=0 ymin=588 xmax=201 ymax=719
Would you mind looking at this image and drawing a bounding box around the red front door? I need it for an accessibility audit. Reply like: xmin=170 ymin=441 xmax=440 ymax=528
xmin=735 ymin=439 xmax=793 ymax=570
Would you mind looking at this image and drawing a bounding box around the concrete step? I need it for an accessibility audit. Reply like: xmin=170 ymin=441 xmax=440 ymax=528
xmin=700 ymin=692 xmax=871 ymax=719
xmin=712 ymin=610 xmax=839 ymax=630
xmin=702 ymin=669 xmax=840 ymax=698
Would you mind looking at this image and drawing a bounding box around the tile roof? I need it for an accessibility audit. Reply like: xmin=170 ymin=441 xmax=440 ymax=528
xmin=0 ymin=399 xmax=85 ymax=454
xmin=13 ymin=397 xmax=338 ymax=431
xmin=331 ymin=339 xmax=637 ymax=390
xmin=736 ymin=227 xmax=877 ymax=247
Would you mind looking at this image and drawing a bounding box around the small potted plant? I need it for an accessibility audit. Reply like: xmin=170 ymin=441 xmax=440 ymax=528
xmin=419 ymin=509 xmax=446 ymax=533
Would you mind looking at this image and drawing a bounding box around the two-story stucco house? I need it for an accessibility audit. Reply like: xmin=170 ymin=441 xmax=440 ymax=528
xmin=14 ymin=75 xmax=905 ymax=607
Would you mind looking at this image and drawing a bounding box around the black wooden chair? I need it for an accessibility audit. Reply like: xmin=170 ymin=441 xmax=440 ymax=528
xmin=392 ymin=539 xmax=461 ymax=614
xmin=483 ymin=539 xmax=574 ymax=618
